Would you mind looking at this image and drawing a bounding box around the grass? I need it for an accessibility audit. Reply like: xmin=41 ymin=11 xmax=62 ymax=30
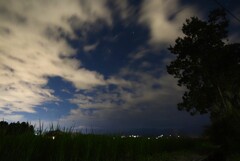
xmin=0 ymin=131 xmax=215 ymax=161
xmin=0 ymin=122 xmax=238 ymax=161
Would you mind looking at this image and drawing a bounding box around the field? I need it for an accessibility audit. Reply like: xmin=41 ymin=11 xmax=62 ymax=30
xmin=0 ymin=131 xmax=219 ymax=161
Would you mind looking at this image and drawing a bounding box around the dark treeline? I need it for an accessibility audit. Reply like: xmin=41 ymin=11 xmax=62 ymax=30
xmin=0 ymin=121 xmax=34 ymax=135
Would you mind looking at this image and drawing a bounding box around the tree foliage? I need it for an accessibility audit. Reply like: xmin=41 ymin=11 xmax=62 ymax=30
xmin=167 ymin=9 xmax=240 ymax=146
xmin=0 ymin=121 xmax=34 ymax=135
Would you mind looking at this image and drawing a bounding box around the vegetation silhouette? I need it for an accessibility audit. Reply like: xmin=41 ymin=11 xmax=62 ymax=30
xmin=0 ymin=121 xmax=34 ymax=135
xmin=1 ymin=121 xmax=239 ymax=160
xmin=167 ymin=8 xmax=240 ymax=158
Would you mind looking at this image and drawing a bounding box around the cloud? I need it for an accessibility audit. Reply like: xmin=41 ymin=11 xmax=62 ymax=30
xmin=59 ymin=43 xmax=208 ymax=131
xmin=0 ymin=0 xmax=112 ymax=114
xmin=61 ymin=88 xmax=71 ymax=94
xmin=140 ymin=61 xmax=152 ymax=68
xmin=43 ymin=107 xmax=48 ymax=112
xmin=114 ymin=0 xmax=134 ymax=20
xmin=116 ymin=69 xmax=184 ymax=108
xmin=139 ymin=0 xmax=199 ymax=45
xmin=0 ymin=114 xmax=24 ymax=122
xmin=83 ymin=42 xmax=99 ymax=52
xmin=229 ymin=7 xmax=240 ymax=42
xmin=107 ymin=76 xmax=132 ymax=87
xmin=61 ymin=66 xmax=185 ymax=128
xmin=61 ymin=68 xmax=209 ymax=131
xmin=129 ymin=47 xmax=150 ymax=60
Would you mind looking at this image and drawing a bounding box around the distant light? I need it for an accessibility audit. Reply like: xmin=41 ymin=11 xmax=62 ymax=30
xmin=128 ymin=135 xmax=138 ymax=138
xmin=148 ymin=137 xmax=150 ymax=140
xmin=156 ymin=134 xmax=164 ymax=139
xmin=52 ymin=136 xmax=55 ymax=140
xmin=121 ymin=135 xmax=126 ymax=138
xmin=178 ymin=135 xmax=180 ymax=138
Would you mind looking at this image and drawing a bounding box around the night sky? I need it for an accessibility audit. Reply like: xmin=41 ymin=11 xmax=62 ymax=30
xmin=0 ymin=0 xmax=239 ymax=135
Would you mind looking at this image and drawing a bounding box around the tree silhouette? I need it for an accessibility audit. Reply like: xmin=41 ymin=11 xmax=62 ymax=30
xmin=0 ymin=121 xmax=8 ymax=135
xmin=167 ymin=8 xmax=240 ymax=149
xmin=0 ymin=121 xmax=34 ymax=135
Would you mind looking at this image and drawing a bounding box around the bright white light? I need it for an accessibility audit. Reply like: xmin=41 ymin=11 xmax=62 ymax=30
xmin=128 ymin=135 xmax=138 ymax=138
xmin=156 ymin=134 xmax=164 ymax=139
xmin=52 ymin=136 xmax=55 ymax=140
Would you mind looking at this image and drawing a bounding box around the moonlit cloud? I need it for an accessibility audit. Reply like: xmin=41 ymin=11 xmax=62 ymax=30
xmin=61 ymin=67 xmax=207 ymax=131
xmin=229 ymin=7 xmax=240 ymax=42
xmin=0 ymin=0 xmax=211 ymax=133
xmin=129 ymin=47 xmax=150 ymax=60
xmin=139 ymin=0 xmax=199 ymax=45
xmin=140 ymin=61 xmax=152 ymax=68
xmin=0 ymin=0 xmax=111 ymax=114
xmin=114 ymin=0 xmax=134 ymax=21
xmin=62 ymin=67 xmax=185 ymax=128
xmin=0 ymin=114 xmax=24 ymax=122
xmin=83 ymin=42 xmax=99 ymax=52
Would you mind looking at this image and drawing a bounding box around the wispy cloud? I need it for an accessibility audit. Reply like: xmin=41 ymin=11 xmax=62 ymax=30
xmin=229 ymin=7 xmax=240 ymax=42
xmin=129 ymin=47 xmax=150 ymax=60
xmin=140 ymin=61 xmax=152 ymax=68
xmin=0 ymin=0 xmax=209 ymax=131
xmin=114 ymin=0 xmax=135 ymax=21
xmin=139 ymin=0 xmax=199 ymax=45
xmin=0 ymin=114 xmax=24 ymax=122
xmin=62 ymin=65 xmax=185 ymax=128
xmin=83 ymin=42 xmax=99 ymax=52
xmin=61 ymin=88 xmax=71 ymax=94
xmin=0 ymin=0 xmax=112 ymax=114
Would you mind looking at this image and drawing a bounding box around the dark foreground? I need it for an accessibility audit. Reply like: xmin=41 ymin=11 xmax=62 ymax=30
xmin=0 ymin=133 xmax=239 ymax=161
